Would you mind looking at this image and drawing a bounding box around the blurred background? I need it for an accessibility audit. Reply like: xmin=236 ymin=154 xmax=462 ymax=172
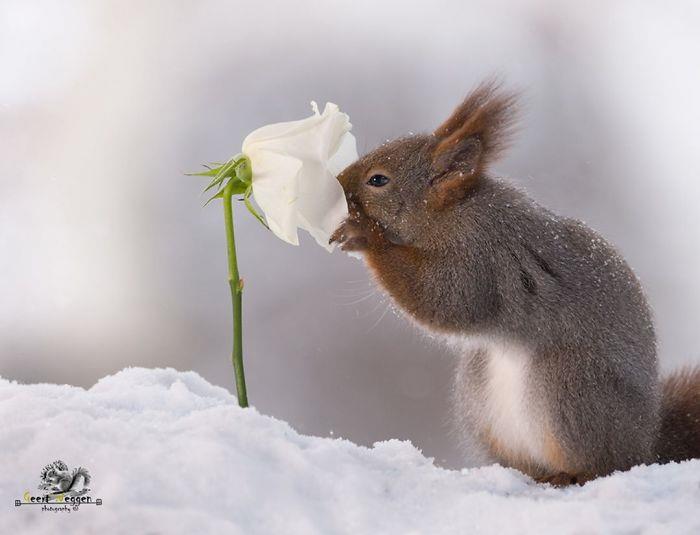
xmin=2 ymin=0 xmax=699 ymax=468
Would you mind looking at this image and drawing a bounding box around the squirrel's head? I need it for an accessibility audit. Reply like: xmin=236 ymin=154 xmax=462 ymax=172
xmin=331 ymin=81 xmax=518 ymax=252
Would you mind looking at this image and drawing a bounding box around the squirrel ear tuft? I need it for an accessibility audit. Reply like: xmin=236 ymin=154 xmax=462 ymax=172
xmin=427 ymin=80 xmax=518 ymax=210
xmin=432 ymin=80 xmax=518 ymax=174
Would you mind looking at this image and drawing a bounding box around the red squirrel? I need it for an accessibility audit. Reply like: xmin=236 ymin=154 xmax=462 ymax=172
xmin=330 ymin=81 xmax=700 ymax=485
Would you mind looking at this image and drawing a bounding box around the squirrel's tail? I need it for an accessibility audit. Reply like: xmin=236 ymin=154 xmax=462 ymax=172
xmin=67 ymin=467 xmax=91 ymax=491
xmin=656 ymin=366 xmax=700 ymax=463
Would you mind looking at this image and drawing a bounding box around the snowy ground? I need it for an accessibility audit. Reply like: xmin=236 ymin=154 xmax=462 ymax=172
xmin=1 ymin=368 xmax=698 ymax=535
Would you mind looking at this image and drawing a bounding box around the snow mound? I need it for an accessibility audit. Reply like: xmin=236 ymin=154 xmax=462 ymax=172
xmin=1 ymin=367 xmax=698 ymax=534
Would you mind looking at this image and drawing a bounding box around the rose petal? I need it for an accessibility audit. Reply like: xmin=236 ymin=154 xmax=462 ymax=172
xmin=242 ymin=106 xmax=323 ymax=151
xmin=248 ymin=149 xmax=302 ymax=245
xmin=244 ymin=102 xmax=357 ymax=250
xmin=328 ymin=131 xmax=357 ymax=177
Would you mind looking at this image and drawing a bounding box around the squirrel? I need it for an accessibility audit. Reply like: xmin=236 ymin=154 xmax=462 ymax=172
xmin=39 ymin=460 xmax=91 ymax=496
xmin=330 ymin=80 xmax=700 ymax=485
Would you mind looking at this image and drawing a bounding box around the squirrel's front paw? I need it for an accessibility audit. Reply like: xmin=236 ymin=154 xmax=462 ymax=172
xmin=329 ymin=218 xmax=368 ymax=251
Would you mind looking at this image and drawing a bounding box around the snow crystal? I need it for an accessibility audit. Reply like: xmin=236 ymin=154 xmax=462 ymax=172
xmin=1 ymin=367 xmax=699 ymax=534
xmin=345 ymin=251 xmax=365 ymax=262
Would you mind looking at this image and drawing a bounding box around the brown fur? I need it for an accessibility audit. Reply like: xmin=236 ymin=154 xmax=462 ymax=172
xmin=657 ymin=367 xmax=700 ymax=463
xmin=484 ymin=425 xmax=571 ymax=480
xmin=483 ymin=427 xmax=544 ymax=478
xmin=542 ymin=430 xmax=569 ymax=473
xmin=535 ymin=472 xmax=594 ymax=487
xmin=429 ymin=81 xmax=518 ymax=211
xmin=433 ymin=79 xmax=518 ymax=173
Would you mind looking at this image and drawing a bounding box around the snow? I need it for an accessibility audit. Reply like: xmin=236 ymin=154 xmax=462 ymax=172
xmin=1 ymin=367 xmax=698 ymax=535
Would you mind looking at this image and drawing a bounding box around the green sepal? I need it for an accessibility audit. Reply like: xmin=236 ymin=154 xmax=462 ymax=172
xmin=185 ymin=168 xmax=219 ymax=178
xmin=203 ymin=191 xmax=224 ymax=207
xmin=188 ymin=155 xmax=268 ymax=230
xmin=189 ymin=155 xmax=248 ymax=198
xmin=243 ymin=184 xmax=268 ymax=229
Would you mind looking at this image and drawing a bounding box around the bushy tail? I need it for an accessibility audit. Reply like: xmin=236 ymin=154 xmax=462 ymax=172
xmin=656 ymin=366 xmax=700 ymax=463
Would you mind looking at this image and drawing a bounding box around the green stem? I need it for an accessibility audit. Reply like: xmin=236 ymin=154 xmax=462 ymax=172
xmin=222 ymin=181 xmax=248 ymax=407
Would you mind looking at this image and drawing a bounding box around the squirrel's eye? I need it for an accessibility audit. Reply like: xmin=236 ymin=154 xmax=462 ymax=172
xmin=367 ymin=174 xmax=390 ymax=187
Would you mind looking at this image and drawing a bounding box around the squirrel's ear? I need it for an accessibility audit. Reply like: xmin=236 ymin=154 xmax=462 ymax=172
xmin=427 ymin=80 xmax=518 ymax=210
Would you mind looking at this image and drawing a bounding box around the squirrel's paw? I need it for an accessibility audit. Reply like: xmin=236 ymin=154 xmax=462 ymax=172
xmin=329 ymin=218 xmax=369 ymax=251
xmin=534 ymin=472 xmax=594 ymax=487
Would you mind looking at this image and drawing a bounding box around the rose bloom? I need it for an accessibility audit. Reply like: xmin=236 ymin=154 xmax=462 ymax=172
xmin=242 ymin=102 xmax=357 ymax=251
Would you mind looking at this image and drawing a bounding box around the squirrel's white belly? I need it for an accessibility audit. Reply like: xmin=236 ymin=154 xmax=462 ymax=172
xmin=453 ymin=336 xmax=551 ymax=470
xmin=482 ymin=340 xmax=548 ymax=466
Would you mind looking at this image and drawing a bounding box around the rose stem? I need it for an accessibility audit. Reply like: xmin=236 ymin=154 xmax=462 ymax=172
xmin=222 ymin=180 xmax=248 ymax=407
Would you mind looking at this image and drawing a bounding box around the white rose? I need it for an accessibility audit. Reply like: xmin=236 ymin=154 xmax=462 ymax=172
xmin=242 ymin=102 xmax=357 ymax=251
